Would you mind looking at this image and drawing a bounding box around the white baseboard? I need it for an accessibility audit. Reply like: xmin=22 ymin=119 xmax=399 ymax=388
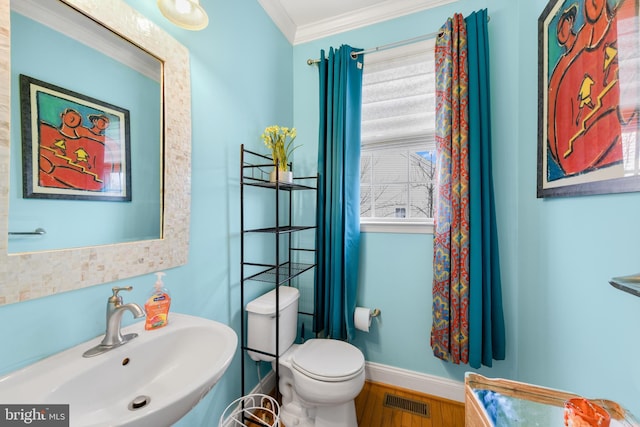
xmin=250 ymin=362 xmax=465 ymax=403
xmin=365 ymin=362 xmax=465 ymax=403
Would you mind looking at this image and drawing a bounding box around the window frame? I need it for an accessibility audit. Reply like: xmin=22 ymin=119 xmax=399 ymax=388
xmin=359 ymin=39 xmax=436 ymax=234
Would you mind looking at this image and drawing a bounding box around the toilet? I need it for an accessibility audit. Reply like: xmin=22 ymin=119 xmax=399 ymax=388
xmin=246 ymin=286 xmax=365 ymax=427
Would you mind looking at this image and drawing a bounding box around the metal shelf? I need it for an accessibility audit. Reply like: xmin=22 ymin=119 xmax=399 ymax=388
xmin=244 ymin=262 xmax=316 ymax=285
xmin=243 ymin=179 xmax=316 ymax=191
xmin=240 ymin=147 xmax=316 ymax=191
xmin=239 ymin=144 xmax=318 ymax=401
xmin=244 ymin=225 xmax=316 ymax=234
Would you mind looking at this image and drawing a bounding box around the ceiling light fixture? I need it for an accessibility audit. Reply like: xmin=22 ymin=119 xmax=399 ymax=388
xmin=157 ymin=0 xmax=209 ymax=31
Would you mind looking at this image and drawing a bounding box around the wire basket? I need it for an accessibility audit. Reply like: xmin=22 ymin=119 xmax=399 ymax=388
xmin=219 ymin=394 xmax=280 ymax=427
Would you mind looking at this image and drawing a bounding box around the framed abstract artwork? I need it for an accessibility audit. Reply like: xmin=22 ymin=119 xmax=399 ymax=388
xmin=538 ymin=0 xmax=640 ymax=197
xmin=20 ymin=74 xmax=131 ymax=201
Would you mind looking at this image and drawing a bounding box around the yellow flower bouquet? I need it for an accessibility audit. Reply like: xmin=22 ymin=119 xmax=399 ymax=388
xmin=261 ymin=125 xmax=299 ymax=172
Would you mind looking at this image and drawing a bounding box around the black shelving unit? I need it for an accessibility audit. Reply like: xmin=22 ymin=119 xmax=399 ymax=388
xmin=240 ymin=144 xmax=317 ymax=401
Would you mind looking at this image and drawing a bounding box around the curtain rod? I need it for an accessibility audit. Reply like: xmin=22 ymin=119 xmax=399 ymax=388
xmin=306 ymin=14 xmax=490 ymax=66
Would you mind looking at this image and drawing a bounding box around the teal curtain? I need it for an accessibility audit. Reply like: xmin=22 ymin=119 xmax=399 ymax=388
xmin=314 ymin=45 xmax=364 ymax=341
xmin=466 ymin=9 xmax=506 ymax=368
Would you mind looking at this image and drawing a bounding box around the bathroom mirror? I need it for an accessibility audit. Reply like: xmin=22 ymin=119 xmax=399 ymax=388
xmin=9 ymin=0 xmax=162 ymax=253
xmin=0 ymin=0 xmax=192 ymax=305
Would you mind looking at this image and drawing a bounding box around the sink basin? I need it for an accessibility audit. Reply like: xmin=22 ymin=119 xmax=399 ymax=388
xmin=0 ymin=313 xmax=237 ymax=427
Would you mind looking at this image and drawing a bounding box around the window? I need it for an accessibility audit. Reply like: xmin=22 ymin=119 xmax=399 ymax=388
xmin=360 ymin=39 xmax=436 ymax=233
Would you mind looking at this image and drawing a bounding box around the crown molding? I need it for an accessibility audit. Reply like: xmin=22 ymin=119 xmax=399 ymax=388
xmin=256 ymin=0 xmax=297 ymax=44
xmin=293 ymin=0 xmax=458 ymax=45
xmin=257 ymin=0 xmax=458 ymax=45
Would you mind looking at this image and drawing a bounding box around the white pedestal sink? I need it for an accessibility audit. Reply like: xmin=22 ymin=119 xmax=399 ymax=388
xmin=0 ymin=313 xmax=237 ymax=427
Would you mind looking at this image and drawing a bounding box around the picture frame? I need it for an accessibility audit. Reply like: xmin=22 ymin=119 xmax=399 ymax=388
xmin=537 ymin=0 xmax=640 ymax=198
xmin=20 ymin=74 xmax=131 ymax=202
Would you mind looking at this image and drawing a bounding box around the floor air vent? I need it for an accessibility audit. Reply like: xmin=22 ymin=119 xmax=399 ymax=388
xmin=383 ymin=393 xmax=430 ymax=418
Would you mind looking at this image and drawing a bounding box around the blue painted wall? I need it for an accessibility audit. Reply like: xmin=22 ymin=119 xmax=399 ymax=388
xmin=2 ymin=0 xmax=640 ymax=425
xmin=293 ymin=0 xmax=640 ymax=417
xmin=292 ymin=0 xmax=519 ymax=390
xmin=1 ymin=0 xmax=293 ymax=425
xmin=516 ymin=0 xmax=640 ymax=414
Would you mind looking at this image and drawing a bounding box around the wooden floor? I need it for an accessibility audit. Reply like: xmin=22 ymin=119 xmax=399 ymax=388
xmin=245 ymin=381 xmax=465 ymax=427
xmin=355 ymin=381 xmax=465 ymax=427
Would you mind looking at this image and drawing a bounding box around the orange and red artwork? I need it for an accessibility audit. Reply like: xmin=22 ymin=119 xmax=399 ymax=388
xmin=538 ymin=0 xmax=640 ymax=197
xmin=20 ymin=75 xmax=131 ymax=201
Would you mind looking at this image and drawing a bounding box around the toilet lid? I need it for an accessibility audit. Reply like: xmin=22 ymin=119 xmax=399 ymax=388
xmin=292 ymin=339 xmax=364 ymax=382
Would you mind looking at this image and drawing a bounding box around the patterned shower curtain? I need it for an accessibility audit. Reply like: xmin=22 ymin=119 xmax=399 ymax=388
xmin=431 ymin=13 xmax=470 ymax=365
xmin=431 ymin=10 xmax=505 ymax=368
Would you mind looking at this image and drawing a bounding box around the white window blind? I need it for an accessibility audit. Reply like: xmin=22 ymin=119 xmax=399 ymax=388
xmin=361 ymin=39 xmax=436 ymax=151
xmin=360 ymin=38 xmax=436 ymax=230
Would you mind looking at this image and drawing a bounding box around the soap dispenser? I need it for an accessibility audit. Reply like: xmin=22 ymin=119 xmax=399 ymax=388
xmin=144 ymin=272 xmax=171 ymax=330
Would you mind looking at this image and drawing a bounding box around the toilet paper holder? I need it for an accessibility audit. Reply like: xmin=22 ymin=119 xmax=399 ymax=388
xmin=354 ymin=307 xmax=381 ymax=332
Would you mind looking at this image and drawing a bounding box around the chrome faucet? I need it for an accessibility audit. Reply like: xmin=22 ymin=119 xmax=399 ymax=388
xmin=83 ymin=286 xmax=145 ymax=358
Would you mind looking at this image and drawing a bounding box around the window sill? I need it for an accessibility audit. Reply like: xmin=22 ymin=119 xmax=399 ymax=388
xmin=360 ymin=220 xmax=434 ymax=234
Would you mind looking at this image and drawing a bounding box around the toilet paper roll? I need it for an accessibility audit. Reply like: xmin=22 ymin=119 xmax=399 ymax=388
xmin=354 ymin=307 xmax=372 ymax=332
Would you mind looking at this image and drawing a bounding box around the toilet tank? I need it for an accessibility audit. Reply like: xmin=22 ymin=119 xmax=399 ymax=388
xmin=245 ymin=286 xmax=300 ymax=362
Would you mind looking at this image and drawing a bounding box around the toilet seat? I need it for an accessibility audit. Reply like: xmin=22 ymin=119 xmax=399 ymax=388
xmin=291 ymin=339 xmax=364 ymax=382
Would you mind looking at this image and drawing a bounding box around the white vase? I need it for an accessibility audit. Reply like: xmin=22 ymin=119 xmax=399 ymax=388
xmin=269 ymin=169 xmax=293 ymax=184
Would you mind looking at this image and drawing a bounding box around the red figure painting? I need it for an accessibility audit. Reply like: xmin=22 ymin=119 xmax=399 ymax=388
xmin=20 ymin=75 xmax=130 ymax=201
xmin=545 ymin=0 xmax=639 ymax=180
xmin=38 ymin=109 xmax=120 ymax=192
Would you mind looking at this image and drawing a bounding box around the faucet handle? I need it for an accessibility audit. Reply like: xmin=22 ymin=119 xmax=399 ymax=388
xmin=109 ymin=286 xmax=133 ymax=305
